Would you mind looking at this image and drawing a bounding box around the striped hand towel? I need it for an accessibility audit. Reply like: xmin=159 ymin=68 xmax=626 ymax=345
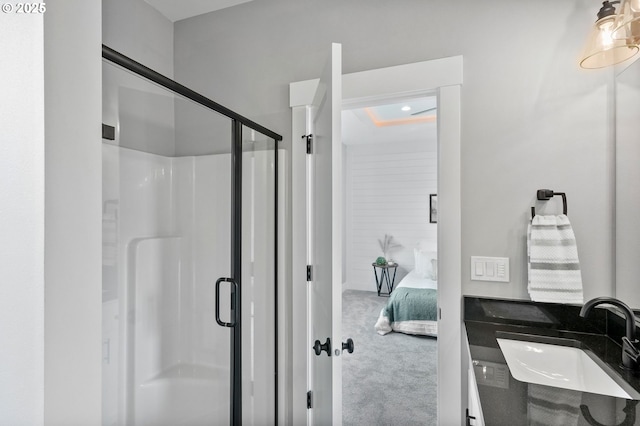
xmin=527 ymin=384 xmax=581 ymax=426
xmin=527 ymin=214 xmax=584 ymax=304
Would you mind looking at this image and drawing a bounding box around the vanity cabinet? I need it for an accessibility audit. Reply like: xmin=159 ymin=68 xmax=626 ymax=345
xmin=464 ymin=328 xmax=485 ymax=426
xmin=464 ymin=296 xmax=640 ymax=425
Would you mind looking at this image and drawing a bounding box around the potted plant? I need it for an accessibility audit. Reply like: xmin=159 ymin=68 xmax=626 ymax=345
xmin=377 ymin=234 xmax=401 ymax=265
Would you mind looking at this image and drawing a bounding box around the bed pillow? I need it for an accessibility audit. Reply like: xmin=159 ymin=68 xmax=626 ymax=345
xmin=430 ymin=258 xmax=438 ymax=281
xmin=414 ymin=248 xmax=438 ymax=280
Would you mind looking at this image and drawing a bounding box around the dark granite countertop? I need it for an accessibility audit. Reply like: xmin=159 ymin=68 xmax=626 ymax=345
xmin=464 ymin=296 xmax=640 ymax=426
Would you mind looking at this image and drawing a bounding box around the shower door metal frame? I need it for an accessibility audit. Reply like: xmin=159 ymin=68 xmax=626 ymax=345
xmin=102 ymin=45 xmax=282 ymax=426
xmin=231 ymin=120 xmax=243 ymax=424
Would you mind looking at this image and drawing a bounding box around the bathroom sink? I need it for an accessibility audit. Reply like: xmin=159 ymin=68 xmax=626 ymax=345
xmin=497 ymin=337 xmax=633 ymax=399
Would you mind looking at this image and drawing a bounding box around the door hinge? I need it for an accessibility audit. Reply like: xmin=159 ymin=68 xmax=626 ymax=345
xmin=307 ymin=265 xmax=312 ymax=282
xmin=307 ymin=390 xmax=313 ymax=409
xmin=302 ymin=134 xmax=313 ymax=154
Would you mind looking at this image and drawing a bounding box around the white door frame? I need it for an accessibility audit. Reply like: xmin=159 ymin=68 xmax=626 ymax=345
xmin=290 ymin=55 xmax=463 ymax=425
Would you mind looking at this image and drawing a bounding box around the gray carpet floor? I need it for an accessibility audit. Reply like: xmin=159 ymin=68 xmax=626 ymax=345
xmin=342 ymin=290 xmax=437 ymax=426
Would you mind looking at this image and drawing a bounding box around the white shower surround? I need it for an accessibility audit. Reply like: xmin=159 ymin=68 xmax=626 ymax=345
xmin=103 ymin=144 xmax=276 ymax=425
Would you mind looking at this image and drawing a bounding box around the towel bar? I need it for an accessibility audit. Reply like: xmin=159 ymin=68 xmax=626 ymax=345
xmin=531 ymin=189 xmax=567 ymax=219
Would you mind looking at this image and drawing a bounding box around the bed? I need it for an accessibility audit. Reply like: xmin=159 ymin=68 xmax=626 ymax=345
xmin=374 ymin=249 xmax=438 ymax=337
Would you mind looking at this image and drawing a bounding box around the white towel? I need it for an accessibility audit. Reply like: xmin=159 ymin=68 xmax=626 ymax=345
xmin=527 ymin=214 xmax=583 ymax=304
xmin=527 ymin=384 xmax=581 ymax=426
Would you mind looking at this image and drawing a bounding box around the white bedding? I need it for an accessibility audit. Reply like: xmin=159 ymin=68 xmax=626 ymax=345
xmin=395 ymin=269 xmax=438 ymax=290
xmin=374 ymin=269 xmax=438 ymax=336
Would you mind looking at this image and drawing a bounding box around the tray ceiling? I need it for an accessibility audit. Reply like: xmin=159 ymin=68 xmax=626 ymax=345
xmin=145 ymin=0 xmax=254 ymax=22
xmin=343 ymin=97 xmax=438 ymax=145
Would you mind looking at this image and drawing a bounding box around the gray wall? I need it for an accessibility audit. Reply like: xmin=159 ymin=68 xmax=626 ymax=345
xmin=174 ymin=0 xmax=616 ymax=302
xmin=4 ymin=1 xmax=103 ymax=422
xmin=0 ymin=11 xmax=44 ymax=425
xmin=615 ymin=58 xmax=640 ymax=308
xmin=103 ymin=0 xmax=177 ymax=156
xmin=103 ymin=0 xmax=233 ymax=157
xmin=44 ymin=0 xmax=102 ymax=423
xmin=103 ymin=0 xmax=174 ymax=78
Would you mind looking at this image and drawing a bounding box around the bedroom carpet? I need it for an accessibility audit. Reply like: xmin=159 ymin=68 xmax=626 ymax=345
xmin=342 ymin=290 xmax=437 ymax=426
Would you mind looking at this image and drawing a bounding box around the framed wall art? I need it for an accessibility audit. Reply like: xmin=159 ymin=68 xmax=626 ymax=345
xmin=430 ymin=194 xmax=438 ymax=223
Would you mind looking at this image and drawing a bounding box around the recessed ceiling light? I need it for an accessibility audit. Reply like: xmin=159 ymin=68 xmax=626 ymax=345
xmin=401 ymin=105 xmax=411 ymax=111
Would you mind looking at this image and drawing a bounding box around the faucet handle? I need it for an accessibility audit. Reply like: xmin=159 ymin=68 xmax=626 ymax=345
xmin=622 ymin=337 xmax=640 ymax=364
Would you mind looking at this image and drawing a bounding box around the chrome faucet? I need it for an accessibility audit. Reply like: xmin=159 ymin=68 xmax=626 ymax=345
xmin=580 ymin=297 xmax=640 ymax=370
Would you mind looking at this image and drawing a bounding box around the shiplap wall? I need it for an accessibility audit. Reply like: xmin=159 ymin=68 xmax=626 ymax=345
xmin=344 ymin=139 xmax=437 ymax=292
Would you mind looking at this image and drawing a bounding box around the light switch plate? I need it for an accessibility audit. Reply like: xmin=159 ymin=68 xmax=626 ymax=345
xmin=471 ymin=256 xmax=509 ymax=282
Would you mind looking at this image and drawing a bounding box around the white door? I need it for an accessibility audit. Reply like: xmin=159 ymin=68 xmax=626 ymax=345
xmin=292 ymin=56 xmax=462 ymax=425
xmin=307 ymin=43 xmax=344 ymax=426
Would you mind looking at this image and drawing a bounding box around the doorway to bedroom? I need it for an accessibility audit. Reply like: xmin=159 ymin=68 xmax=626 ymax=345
xmin=341 ymin=95 xmax=438 ymax=425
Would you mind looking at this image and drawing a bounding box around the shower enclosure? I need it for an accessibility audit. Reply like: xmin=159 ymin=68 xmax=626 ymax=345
xmin=101 ymin=46 xmax=281 ymax=425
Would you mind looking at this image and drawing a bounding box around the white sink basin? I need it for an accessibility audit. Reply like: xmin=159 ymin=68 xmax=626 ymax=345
xmin=497 ymin=338 xmax=632 ymax=399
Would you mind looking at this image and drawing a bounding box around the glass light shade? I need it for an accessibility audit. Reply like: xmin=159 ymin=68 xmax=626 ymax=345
xmin=612 ymin=0 xmax=640 ymax=43
xmin=580 ymin=15 xmax=640 ymax=69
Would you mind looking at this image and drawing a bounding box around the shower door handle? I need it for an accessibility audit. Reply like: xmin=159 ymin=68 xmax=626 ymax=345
xmin=215 ymin=277 xmax=238 ymax=327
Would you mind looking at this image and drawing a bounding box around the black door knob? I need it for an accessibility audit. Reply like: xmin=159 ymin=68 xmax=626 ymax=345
xmin=342 ymin=338 xmax=354 ymax=354
xmin=313 ymin=338 xmax=331 ymax=356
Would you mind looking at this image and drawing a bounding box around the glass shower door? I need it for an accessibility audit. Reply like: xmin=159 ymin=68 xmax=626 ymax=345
xmin=102 ymin=58 xmax=235 ymax=426
xmin=102 ymin=47 xmax=280 ymax=426
xmin=240 ymin=126 xmax=277 ymax=424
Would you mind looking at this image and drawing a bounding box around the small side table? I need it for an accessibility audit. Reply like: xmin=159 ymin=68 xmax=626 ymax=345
xmin=372 ymin=262 xmax=398 ymax=296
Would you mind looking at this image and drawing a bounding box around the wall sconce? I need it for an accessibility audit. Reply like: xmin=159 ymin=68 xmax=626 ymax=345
xmin=580 ymin=1 xmax=639 ymax=69
xmin=612 ymin=0 xmax=640 ymax=43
